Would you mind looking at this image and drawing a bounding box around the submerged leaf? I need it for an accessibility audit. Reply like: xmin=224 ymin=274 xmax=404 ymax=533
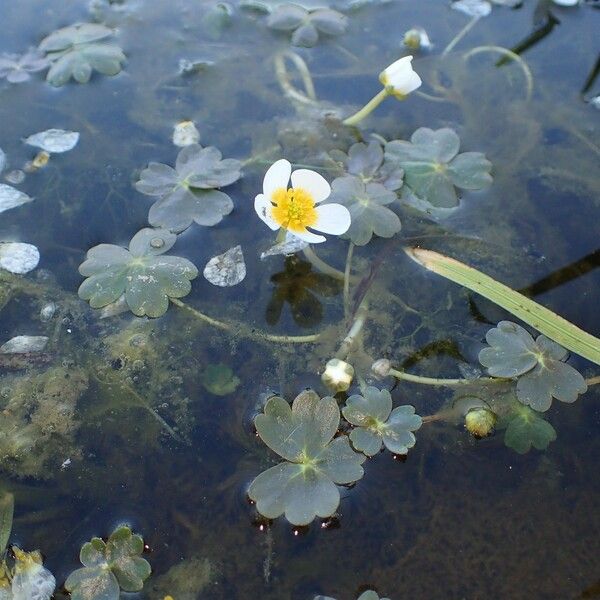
xmin=502 ymin=406 xmax=556 ymax=454
xmin=201 ymin=363 xmax=241 ymax=395
xmin=203 ymin=245 xmax=246 ymax=287
xmin=78 ymin=228 xmax=198 ymax=317
xmin=0 ymin=491 xmax=14 ymax=554
xmin=24 ymin=129 xmax=79 ymax=153
xmin=0 ymin=336 xmax=49 ymax=353
xmin=451 ymin=0 xmax=493 ymax=17
xmin=0 ymin=49 xmax=49 ymax=83
xmin=249 ymin=390 xmax=365 ymax=525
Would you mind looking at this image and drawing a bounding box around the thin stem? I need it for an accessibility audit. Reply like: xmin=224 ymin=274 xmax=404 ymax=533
xmin=303 ymin=246 xmax=346 ymax=280
xmin=343 ymin=88 xmax=391 ymax=126
xmin=463 ymin=45 xmax=533 ymax=101
xmin=171 ymin=298 xmax=321 ymax=344
xmin=587 ymin=376 xmax=600 ymax=386
xmin=274 ymin=51 xmax=318 ymax=105
xmin=343 ymin=242 xmax=355 ymax=317
xmin=442 ymin=15 xmax=480 ymax=56
xmin=335 ymin=301 xmax=369 ymax=360
xmin=388 ymin=367 xmax=506 ymax=387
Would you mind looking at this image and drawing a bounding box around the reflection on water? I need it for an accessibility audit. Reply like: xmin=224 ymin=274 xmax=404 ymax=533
xmin=0 ymin=0 xmax=599 ymax=599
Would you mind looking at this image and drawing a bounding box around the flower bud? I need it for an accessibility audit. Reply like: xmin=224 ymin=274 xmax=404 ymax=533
xmin=465 ymin=407 xmax=497 ymax=439
xmin=403 ymin=27 xmax=431 ymax=51
xmin=371 ymin=358 xmax=391 ymax=378
xmin=321 ymin=358 xmax=354 ymax=392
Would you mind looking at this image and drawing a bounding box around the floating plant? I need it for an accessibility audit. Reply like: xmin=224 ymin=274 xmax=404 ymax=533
xmin=385 ymin=127 xmax=492 ymax=211
xmin=324 ymin=175 xmax=401 ymax=246
xmin=65 ymin=526 xmax=151 ymax=600
xmin=78 ymin=228 xmax=198 ymax=317
xmin=479 ymin=321 xmax=587 ymax=412
xmin=248 ymin=390 xmax=365 ymax=526
xmin=0 ymin=49 xmax=48 ymax=83
xmin=39 ymin=23 xmax=125 ymax=86
xmin=330 ymin=141 xmax=405 ymax=191
xmin=342 ymin=386 xmax=422 ymax=457
xmin=136 ymin=144 xmax=241 ymax=233
xmin=267 ymin=4 xmax=348 ymax=48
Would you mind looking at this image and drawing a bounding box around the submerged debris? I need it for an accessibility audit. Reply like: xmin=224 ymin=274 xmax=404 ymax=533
xmin=203 ymin=245 xmax=246 ymax=287
xmin=0 ymin=336 xmax=48 ymax=354
xmin=24 ymin=129 xmax=80 ymax=153
xmin=0 ymin=242 xmax=40 ymax=274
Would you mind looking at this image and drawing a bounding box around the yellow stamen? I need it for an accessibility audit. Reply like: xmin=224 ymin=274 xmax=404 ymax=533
xmin=271 ymin=187 xmax=317 ymax=233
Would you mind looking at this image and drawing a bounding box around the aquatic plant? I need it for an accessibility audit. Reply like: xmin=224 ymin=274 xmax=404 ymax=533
xmin=248 ymin=390 xmax=365 ymax=525
xmin=322 ymin=358 xmax=355 ymax=393
xmin=330 ymin=141 xmax=404 ymax=192
xmin=10 ymin=549 xmax=55 ymax=600
xmin=201 ymin=363 xmax=241 ymax=396
xmin=267 ymin=4 xmax=348 ymax=48
xmin=0 ymin=186 xmax=32 ymax=215
xmin=203 ymin=245 xmax=246 ymax=287
xmin=136 ymin=144 xmax=241 ymax=233
xmin=342 ymin=387 xmax=422 ymax=456
xmin=324 ymin=175 xmax=401 ymax=246
xmin=479 ymin=321 xmax=587 ymax=412
xmin=78 ymin=228 xmax=198 ymax=317
xmin=24 ymin=129 xmax=79 ymax=153
xmin=65 ymin=525 xmax=151 ymax=600
xmin=254 ymin=159 xmax=351 ymax=243
xmin=39 ymin=23 xmax=125 ymax=86
xmin=501 ymin=405 xmax=557 ymax=454
xmin=386 ymin=128 xmax=492 ymax=211
xmin=0 ymin=49 xmax=48 ymax=83
xmin=316 ymin=591 xmax=390 ymax=600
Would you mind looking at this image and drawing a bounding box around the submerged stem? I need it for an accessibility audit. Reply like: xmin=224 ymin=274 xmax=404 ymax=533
xmin=388 ymin=367 xmax=505 ymax=387
xmin=274 ymin=51 xmax=318 ymax=105
xmin=442 ymin=15 xmax=480 ymax=56
xmin=336 ymin=301 xmax=369 ymax=360
xmin=171 ymin=298 xmax=321 ymax=344
xmin=343 ymin=88 xmax=391 ymax=126
xmin=343 ymin=242 xmax=355 ymax=317
xmin=303 ymin=246 xmax=346 ymax=280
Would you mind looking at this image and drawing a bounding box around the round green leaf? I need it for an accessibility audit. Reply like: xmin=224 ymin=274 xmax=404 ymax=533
xmin=80 ymin=538 xmax=108 ymax=568
xmin=503 ymin=407 xmax=557 ymax=454
xmin=65 ymin=567 xmax=120 ymax=600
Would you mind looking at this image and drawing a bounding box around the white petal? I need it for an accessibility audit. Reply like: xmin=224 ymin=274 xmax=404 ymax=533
xmin=290 ymin=169 xmax=331 ymax=203
xmin=313 ymin=204 xmax=351 ymax=235
xmin=254 ymin=194 xmax=280 ymax=230
xmin=291 ymin=229 xmax=326 ymax=244
xmin=263 ymin=159 xmax=291 ymax=199
xmin=399 ymin=70 xmax=422 ymax=94
xmin=384 ymin=56 xmax=413 ymax=79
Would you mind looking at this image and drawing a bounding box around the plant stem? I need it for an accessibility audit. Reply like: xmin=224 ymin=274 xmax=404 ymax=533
xmin=303 ymin=246 xmax=346 ymax=280
xmin=171 ymin=298 xmax=321 ymax=344
xmin=336 ymin=301 xmax=369 ymax=360
xmin=587 ymin=376 xmax=600 ymax=386
xmin=343 ymin=88 xmax=391 ymax=126
xmin=343 ymin=242 xmax=355 ymax=317
xmin=388 ymin=367 xmax=505 ymax=387
xmin=442 ymin=15 xmax=480 ymax=56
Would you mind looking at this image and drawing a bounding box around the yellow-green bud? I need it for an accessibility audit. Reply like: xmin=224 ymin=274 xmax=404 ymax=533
xmin=465 ymin=407 xmax=497 ymax=438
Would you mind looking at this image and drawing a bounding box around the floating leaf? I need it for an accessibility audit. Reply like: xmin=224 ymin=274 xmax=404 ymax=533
xmin=451 ymin=0 xmax=492 ymax=17
xmin=267 ymin=4 xmax=348 ymax=48
xmin=385 ymin=128 xmax=492 ymax=211
xmin=39 ymin=23 xmax=125 ymax=86
xmin=479 ymin=321 xmax=587 ymax=411
xmin=0 ymin=242 xmax=40 ymax=274
xmin=405 ymin=248 xmax=600 ymax=367
xmin=342 ymin=386 xmax=422 ymax=456
xmin=0 ymin=49 xmax=49 ymax=83
xmin=324 ymin=175 xmax=401 ymax=245
xmin=203 ymin=245 xmax=246 ymax=287
xmin=0 ymin=336 xmax=49 ymax=354
xmin=201 ymin=363 xmax=241 ymax=396
xmin=0 ymin=184 xmax=32 ymax=214
xmin=248 ymin=390 xmax=365 ymax=525
xmin=65 ymin=526 xmax=151 ymax=600
xmin=24 ymin=129 xmax=79 ymax=153
xmin=136 ymin=144 xmax=241 ymax=233
xmin=78 ymin=228 xmax=198 ymax=318
xmin=330 ymin=141 xmax=404 ymax=191
xmin=502 ymin=405 xmax=556 ymax=454
xmin=0 ymin=491 xmax=14 ymax=554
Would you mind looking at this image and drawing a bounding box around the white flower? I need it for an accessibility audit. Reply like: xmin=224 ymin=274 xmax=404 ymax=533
xmin=321 ymin=358 xmax=354 ymax=392
xmin=254 ymin=159 xmax=351 ymax=243
xmin=552 ymin=0 xmax=578 ymax=5
xmin=11 ymin=549 xmax=55 ymax=600
xmin=379 ymin=56 xmax=422 ymax=98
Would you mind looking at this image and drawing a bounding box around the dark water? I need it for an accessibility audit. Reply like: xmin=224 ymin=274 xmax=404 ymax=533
xmin=1 ymin=0 xmax=599 ymax=599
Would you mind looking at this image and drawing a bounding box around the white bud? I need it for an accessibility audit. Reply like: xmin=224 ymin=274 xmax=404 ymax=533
xmin=321 ymin=358 xmax=354 ymax=393
xmin=371 ymin=358 xmax=391 ymax=378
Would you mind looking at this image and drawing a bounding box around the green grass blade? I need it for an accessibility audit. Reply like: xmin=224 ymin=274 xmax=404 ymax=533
xmin=0 ymin=491 xmax=14 ymax=554
xmin=406 ymin=247 xmax=600 ymax=366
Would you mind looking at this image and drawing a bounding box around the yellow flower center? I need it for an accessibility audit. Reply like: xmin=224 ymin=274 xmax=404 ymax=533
xmin=271 ymin=187 xmax=317 ymax=232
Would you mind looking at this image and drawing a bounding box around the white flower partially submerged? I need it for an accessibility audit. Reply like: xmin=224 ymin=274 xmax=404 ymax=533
xmin=11 ymin=549 xmax=55 ymax=600
xmin=254 ymin=159 xmax=350 ymax=243
xmin=379 ymin=56 xmax=422 ymax=99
